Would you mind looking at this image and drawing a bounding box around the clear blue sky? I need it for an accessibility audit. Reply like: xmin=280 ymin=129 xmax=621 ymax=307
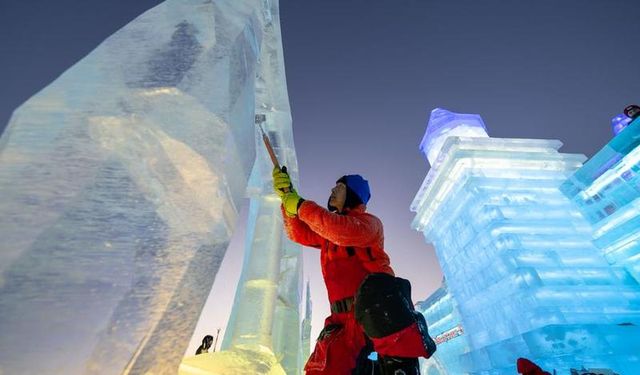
xmin=1 ymin=0 xmax=639 ymax=352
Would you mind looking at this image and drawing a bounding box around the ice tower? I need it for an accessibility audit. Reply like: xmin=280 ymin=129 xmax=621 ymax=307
xmin=0 ymin=1 xmax=302 ymax=374
xmin=411 ymin=109 xmax=640 ymax=374
xmin=179 ymin=0 xmax=304 ymax=372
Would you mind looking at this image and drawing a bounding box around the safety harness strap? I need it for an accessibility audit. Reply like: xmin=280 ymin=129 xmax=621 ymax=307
xmin=330 ymin=296 xmax=355 ymax=313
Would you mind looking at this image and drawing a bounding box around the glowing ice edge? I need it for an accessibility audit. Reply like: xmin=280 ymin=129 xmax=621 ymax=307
xmin=580 ymin=145 xmax=640 ymax=198
xmin=411 ymin=137 xmax=583 ymax=232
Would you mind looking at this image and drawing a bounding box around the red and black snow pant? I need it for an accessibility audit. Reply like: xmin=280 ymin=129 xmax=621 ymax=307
xmin=304 ymin=273 xmax=436 ymax=375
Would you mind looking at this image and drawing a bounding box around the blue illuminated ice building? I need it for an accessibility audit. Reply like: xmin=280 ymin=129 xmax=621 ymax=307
xmin=561 ymin=111 xmax=640 ymax=287
xmin=412 ymin=108 xmax=640 ymax=374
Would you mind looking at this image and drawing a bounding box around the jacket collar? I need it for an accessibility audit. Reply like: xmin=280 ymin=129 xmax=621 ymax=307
xmin=341 ymin=204 xmax=366 ymax=216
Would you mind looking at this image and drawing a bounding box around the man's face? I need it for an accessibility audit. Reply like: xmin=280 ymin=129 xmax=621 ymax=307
xmin=329 ymin=182 xmax=347 ymax=211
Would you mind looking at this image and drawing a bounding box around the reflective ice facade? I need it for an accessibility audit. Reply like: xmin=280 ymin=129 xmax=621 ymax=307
xmin=419 ymin=108 xmax=488 ymax=166
xmin=417 ymin=280 xmax=469 ymax=375
xmin=561 ymin=116 xmax=640 ymax=286
xmin=411 ymin=109 xmax=640 ymax=374
xmin=0 ymin=1 xmax=300 ymax=374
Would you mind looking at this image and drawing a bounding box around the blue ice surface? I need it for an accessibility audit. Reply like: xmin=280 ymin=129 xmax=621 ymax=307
xmin=419 ymin=108 xmax=488 ymax=166
xmin=413 ymin=110 xmax=640 ymax=374
xmin=561 ymin=116 xmax=640 ymax=284
xmin=417 ymin=281 xmax=470 ymax=375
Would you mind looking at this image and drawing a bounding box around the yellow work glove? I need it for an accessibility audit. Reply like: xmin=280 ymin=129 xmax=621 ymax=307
xmin=272 ymin=166 xmax=293 ymax=198
xmin=282 ymin=190 xmax=304 ymax=217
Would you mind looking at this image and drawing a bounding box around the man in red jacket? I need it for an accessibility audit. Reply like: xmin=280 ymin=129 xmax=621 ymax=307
xmin=273 ymin=167 xmax=436 ymax=375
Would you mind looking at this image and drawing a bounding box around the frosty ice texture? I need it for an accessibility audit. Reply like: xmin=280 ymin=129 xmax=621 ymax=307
xmin=419 ymin=108 xmax=488 ymax=166
xmin=215 ymin=0 xmax=304 ymax=371
xmin=180 ymin=0 xmax=304 ymax=373
xmin=562 ymin=116 xmax=640 ymax=286
xmin=0 ymin=0 xmax=298 ymax=373
xmin=412 ymin=109 xmax=640 ymax=374
xmin=417 ymin=281 xmax=469 ymax=375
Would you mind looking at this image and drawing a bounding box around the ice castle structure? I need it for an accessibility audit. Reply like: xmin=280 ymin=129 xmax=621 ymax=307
xmin=416 ymin=280 xmax=469 ymax=375
xmin=561 ymin=114 xmax=640 ymax=286
xmin=411 ymin=108 xmax=640 ymax=374
xmin=0 ymin=0 xmax=302 ymax=374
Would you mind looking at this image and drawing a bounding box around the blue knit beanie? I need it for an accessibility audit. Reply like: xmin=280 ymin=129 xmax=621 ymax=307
xmin=338 ymin=175 xmax=371 ymax=206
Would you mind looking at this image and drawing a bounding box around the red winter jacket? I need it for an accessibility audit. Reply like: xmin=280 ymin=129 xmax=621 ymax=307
xmin=282 ymin=200 xmax=394 ymax=303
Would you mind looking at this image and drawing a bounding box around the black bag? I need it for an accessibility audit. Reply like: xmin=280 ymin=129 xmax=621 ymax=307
xmin=354 ymin=273 xmax=417 ymax=338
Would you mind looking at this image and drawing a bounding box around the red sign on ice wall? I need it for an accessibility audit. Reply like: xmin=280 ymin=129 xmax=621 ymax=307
xmin=434 ymin=325 xmax=464 ymax=344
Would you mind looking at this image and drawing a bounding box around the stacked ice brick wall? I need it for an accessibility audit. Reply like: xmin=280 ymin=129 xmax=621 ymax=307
xmin=416 ymin=280 xmax=469 ymax=375
xmin=411 ymin=109 xmax=640 ymax=374
xmin=561 ymin=115 xmax=640 ymax=285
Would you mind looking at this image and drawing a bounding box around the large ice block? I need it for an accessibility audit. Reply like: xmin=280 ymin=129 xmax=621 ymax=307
xmin=0 ymin=1 xmax=284 ymax=374
xmin=179 ymin=0 xmax=305 ymax=373
xmin=411 ymin=109 xmax=640 ymax=374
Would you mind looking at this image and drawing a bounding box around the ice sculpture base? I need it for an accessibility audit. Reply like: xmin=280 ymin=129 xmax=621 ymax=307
xmin=179 ymin=345 xmax=286 ymax=375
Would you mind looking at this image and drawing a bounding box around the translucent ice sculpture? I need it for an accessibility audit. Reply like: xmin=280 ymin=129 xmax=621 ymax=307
xmin=416 ymin=280 xmax=469 ymax=375
xmin=562 ymin=115 xmax=640 ymax=286
xmin=0 ymin=1 xmax=301 ymax=374
xmin=412 ymin=109 xmax=640 ymax=374
xmin=180 ymin=0 xmax=305 ymax=372
xmin=419 ymin=108 xmax=488 ymax=166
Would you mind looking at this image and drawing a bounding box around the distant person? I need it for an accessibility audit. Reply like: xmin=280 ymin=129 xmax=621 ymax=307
xmin=195 ymin=335 xmax=214 ymax=355
xmin=273 ymin=167 xmax=436 ymax=375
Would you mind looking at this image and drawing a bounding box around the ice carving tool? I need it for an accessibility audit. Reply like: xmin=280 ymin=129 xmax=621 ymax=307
xmin=255 ymin=114 xmax=291 ymax=193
